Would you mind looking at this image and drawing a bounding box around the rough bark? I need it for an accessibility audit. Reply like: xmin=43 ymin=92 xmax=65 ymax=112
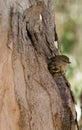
xmin=0 ymin=0 xmax=78 ymax=130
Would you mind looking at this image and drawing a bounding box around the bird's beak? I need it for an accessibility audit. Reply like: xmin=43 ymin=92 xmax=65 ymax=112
xmin=68 ymin=61 xmax=71 ymax=63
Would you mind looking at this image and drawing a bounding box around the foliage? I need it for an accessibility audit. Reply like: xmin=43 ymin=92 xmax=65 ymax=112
xmin=61 ymin=18 xmax=77 ymax=53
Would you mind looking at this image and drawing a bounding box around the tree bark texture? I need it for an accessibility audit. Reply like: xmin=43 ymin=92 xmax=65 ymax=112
xmin=0 ymin=0 xmax=78 ymax=130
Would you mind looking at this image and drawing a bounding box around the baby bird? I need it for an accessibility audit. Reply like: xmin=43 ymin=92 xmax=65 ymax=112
xmin=48 ymin=55 xmax=71 ymax=78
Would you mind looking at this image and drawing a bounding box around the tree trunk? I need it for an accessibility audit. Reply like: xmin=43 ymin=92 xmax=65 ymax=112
xmin=0 ymin=0 xmax=78 ymax=130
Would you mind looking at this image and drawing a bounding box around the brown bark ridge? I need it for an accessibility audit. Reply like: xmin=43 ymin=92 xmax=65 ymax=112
xmin=0 ymin=0 xmax=79 ymax=130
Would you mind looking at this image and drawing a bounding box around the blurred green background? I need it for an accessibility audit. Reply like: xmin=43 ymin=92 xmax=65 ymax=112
xmin=55 ymin=0 xmax=82 ymax=128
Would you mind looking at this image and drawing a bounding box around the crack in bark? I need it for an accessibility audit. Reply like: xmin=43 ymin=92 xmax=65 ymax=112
xmin=10 ymin=11 xmax=31 ymax=130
